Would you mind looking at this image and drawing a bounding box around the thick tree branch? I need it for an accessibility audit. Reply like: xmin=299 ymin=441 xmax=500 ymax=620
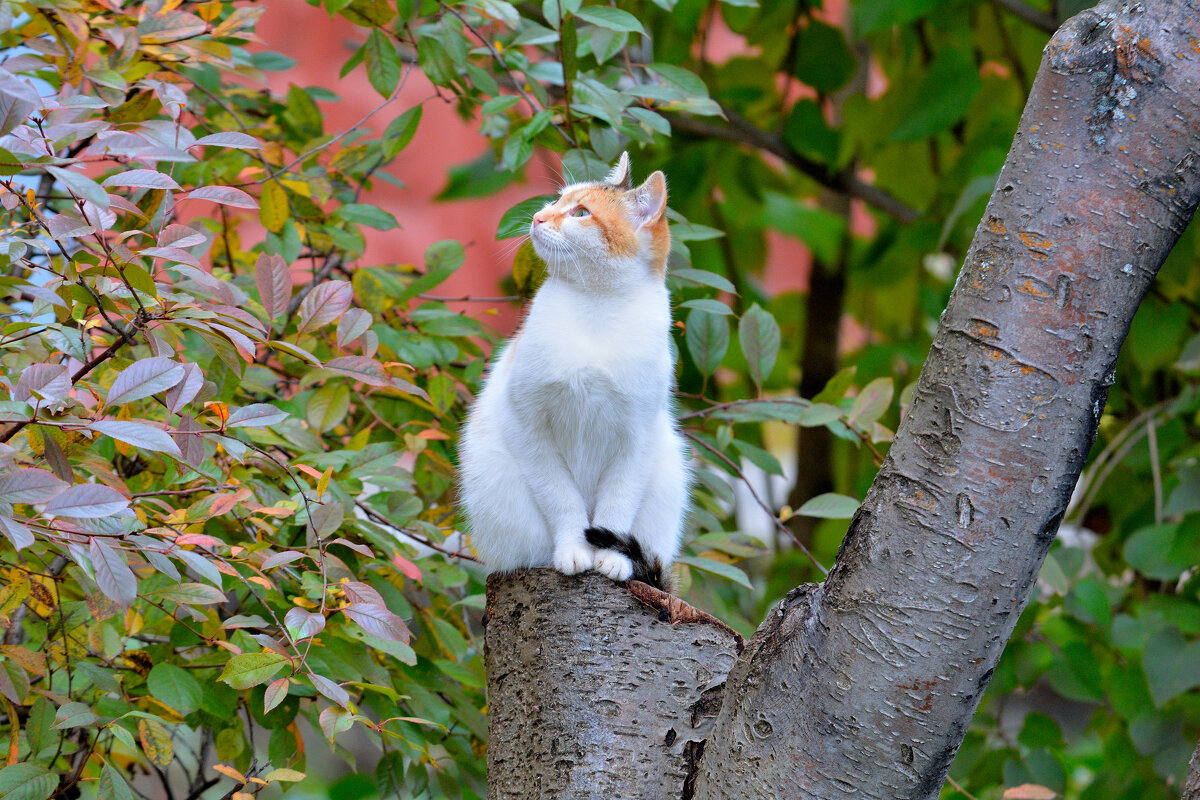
xmin=668 ymin=109 xmax=921 ymax=224
xmin=694 ymin=2 xmax=1200 ymax=797
xmin=1185 ymin=739 xmax=1200 ymax=800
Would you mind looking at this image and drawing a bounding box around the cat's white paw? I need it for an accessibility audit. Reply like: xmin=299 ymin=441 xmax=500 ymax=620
xmin=594 ymin=549 xmax=634 ymax=581
xmin=553 ymin=541 xmax=595 ymax=575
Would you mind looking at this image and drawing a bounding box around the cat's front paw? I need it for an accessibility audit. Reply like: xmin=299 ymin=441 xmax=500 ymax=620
xmin=594 ymin=549 xmax=634 ymax=582
xmin=553 ymin=541 xmax=595 ymax=575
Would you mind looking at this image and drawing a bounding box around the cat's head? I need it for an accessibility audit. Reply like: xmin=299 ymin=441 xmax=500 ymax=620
xmin=529 ymin=152 xmax=670 ymax=290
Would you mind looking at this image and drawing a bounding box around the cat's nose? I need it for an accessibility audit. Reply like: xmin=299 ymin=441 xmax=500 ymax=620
xmin=532 ymin=212 xmax=548 ymax=226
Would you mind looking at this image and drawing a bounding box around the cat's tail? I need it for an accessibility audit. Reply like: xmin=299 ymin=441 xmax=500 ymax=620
xmin=584 ymin=527 xmax=673 ymax=593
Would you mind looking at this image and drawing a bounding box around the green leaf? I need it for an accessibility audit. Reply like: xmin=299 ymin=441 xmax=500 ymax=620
xmin=676 ymin=556 xmax=752 ymax=589
xmin=738 ymin=304 xmax=781 ymax=388
xmin=760 ymin=192 xmax=847 ymax=264
xmin=382 ymin=106 xmax=422 ymax=159
xmin=335 ymin=203 xmax=399 ymax=230
xmin=685 ymin=308 xmax=729 ymax=376
xmin=796 ymin=493 xmax=859 ymax=519
xmin=813 ymin=366 xmax=858 ymax=404
xmin=153 ymin=583 xmax=228 ymax=605
xmin=0 ymin=764 xmax=56 ymax=800
xmin=847 ymin=378 xmax=893 ymax=428
xmin=889 ymin=48 xmax=981 ymax=142
xmin=853 ymin=0 xmax=948 ymax=33
xmin=791 ymin=20 xmax=855 ymax=94
xmin=497 ymin=195 xmax=556 ymax=240
xmin=51 ymin=701 xmax=98 ymax=730
xmin=574 ymin=5 xmax=645 ymax=33
xmin=147 ymin=664 xmax=204 ymax=715
xmin=219 ymin=652 xmax=289 ymax=690
xmin=98 ymin=764 xmax=135 ymax=800
xmin=364 ymin=28 xmax=401 ymax=97
xmin=1143 ymin=627 xmax=1200 ymax=706
xmin=307 ymin=384 xmax=351 ymax=433
xmin=679 ymin=298 xmax=732 ymax=315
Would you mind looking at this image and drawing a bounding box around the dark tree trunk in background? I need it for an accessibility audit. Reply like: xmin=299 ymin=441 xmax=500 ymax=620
xmin=484 ymin=2 xmax=1200 ymax=798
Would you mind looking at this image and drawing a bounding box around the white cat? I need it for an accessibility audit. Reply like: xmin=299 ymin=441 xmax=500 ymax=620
xmin=458 ymin=152 xmax=689 ymax=590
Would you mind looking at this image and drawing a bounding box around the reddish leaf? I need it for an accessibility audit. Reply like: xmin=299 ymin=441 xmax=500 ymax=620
xmin=194 ymin=132 xmax=262 ymax=149
xmin=90 ymin=421 xmax=183 ymax=458
xmin=308 ymin=673 xmax=350 ymax=708
xmin=336 ymin=308 xmax=372 ymax=349
xmin=342 ymin=603 xmax=410 ymax=643
xmin=262 ymin=550 xmax=306 ymax=569
xmin=298 ymin=281 xmax=352 ymax=334
xmin=0 ymin=468 xmax=68 ymax=504
xmin=323 ymin=356 xmax=390 ymax=387
xmin=226 ymin=403 xmax=289 ymax=429
xmin=391 ymin=553 xmax=422 ymax=583
xmin=102 ymin=169 xmax=181 ymax=190
xmin=14 ymin=363 xmax=70 ymax=404
xmin=165 ymin=362 xmax=204 ymax=414
xmin=284 ymin=607 xmax=325 ymax=640
xmin=185 ymin=185 xmax=257 ymax=208
xmin=264 ymin=678 xmax=289 ymax=713
xmin=89 ymin=537 xmax=137 ymax=607
xmin=106 ymin=358 xmax=184 ymax=406
xmin=0 ymin=516 xmax=34 ymax=551
xmin=44 ymin=484 xmax=129 ymax=518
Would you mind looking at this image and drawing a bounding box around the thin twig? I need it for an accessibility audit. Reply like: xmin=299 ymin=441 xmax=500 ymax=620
xmin=684 ymin=430 xmax=828 ymax=576
xmin=354 ymin=499 xmax=480 ymax=562
xmin=990 ymin=0 xmax=1057 ymax=32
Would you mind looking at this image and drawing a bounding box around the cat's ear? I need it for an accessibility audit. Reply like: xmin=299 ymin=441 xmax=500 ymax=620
xmin=606 ymin=151 xmax=632 ymax=190
xmin=631 ymin=171 xmax=667 ymax=228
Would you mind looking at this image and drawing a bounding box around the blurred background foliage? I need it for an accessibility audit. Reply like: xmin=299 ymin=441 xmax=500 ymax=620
xmin=0 ymin=0 xmax=1197 ymax=799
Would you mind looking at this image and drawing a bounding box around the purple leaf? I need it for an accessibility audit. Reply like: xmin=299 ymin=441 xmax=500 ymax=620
xmin=225 ymin=403 xmax=289 ymax=429
xmin=101 ymin=169 xmax=181 ymax=190
xmin=14 ymin=363 xmax=70 ymax=404
xmin=336 ymin=309 xmax=372 ymax=349
xmin=284 ymin=607 xmax=325 ymax=640
xmin=43 ymin=484 xmax=129 ymax=518
xmin=308 ymin=673 xmax=349 ymax=708
xmin=157 ymin=223 xmax=207 ymax=249
xmin=0 ymin=516 xmax=34 ymax=551
xmin=140 ymin=246 xmax=202 ymax=268
xmin=298 ymin=281 xmax=352 ymax=334
xmin=322 ymin=356 xmax=390 ymax=387
xmin=185 ymin=185 xmax=257 ymax=209
xmin=106 ymin=358 xmax=184 ymax=406
xmin=89 ymin=421 xmax=183 ymax=458
xmin=342 ymin=603 xmax=411 ymax=643
xmin=165 ymin=362 xmax=203 ymax=414
xmin=173 ymin=414 xmax=206 ymax=466
xmin=0 ymin=68 xmax=41 ymax=136
xmin=262 ymin=550 xmax=306 ymax=569
xmin=0 ymin=468 xmax=68 ymax=504
xmin=90 ymin=537 xmax=137 ymax=607
xmin=194 ymin=132 xmax=262 ymax=149
xmin=255 ymin=254 xmax=292 ymax=321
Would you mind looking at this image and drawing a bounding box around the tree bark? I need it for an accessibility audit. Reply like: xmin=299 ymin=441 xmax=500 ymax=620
xmin=1185 ymin=739 xmax=1200 ymax=800
xmin=483 ymin=571 xmax=741 ymax=799
xmin=484 ymin=2 xmax=1200 ymax=798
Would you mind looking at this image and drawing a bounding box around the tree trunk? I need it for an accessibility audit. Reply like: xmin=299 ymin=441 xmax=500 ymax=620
xmin=483 ymin=571 xmax=741 ymax=799
xmin=485 ymin=2 xmax=1200 ymax=797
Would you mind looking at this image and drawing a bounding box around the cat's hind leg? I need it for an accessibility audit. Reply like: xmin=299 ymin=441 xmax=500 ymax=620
xmin=626 ymin=425 xmax=690 ymax=586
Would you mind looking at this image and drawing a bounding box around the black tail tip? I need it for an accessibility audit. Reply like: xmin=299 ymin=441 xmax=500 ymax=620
xmin=584 ymin=527 xmax=673 ymax=593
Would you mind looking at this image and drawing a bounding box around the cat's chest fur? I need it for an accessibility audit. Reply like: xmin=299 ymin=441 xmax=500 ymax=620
xmin=508 ymin=281 xmax=670 ymax=439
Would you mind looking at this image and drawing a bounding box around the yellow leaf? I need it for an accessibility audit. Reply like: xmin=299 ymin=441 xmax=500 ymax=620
xmin=138 ymin=718 xmax=174 ymax=768
xmin=213 ymin=764 xmax=246 ymax=784
xmin=512 ymin=239 xmax=547 ymax=300
xmin=0 ymin=645 xmax=44 ymax=677
xmin=197 ymin=0 xmax=223 ymax=21
xmin=317 ymin=467 xmax=332 ymax=499
xmin=259 ymin=180 xmax=289 ymax=233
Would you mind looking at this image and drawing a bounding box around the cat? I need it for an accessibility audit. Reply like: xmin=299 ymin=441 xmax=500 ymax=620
xmin=458 ymin=152 xmax=689 ymax=592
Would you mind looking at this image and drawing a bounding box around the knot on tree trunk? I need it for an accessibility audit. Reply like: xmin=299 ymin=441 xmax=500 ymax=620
xmin=483 ymin=569 xmax=741 ymax=800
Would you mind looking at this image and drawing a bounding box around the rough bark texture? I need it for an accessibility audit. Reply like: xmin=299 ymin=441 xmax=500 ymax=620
xmin=483 ymin=2 xmax=1200 ymax=798
xmin=694 ymin=2 xmax=1200 ymax=797
xmin=1185 ymin=740 xmax=1200 ymax=800
xmin=483 ymin=570 xmax=741 ymax=800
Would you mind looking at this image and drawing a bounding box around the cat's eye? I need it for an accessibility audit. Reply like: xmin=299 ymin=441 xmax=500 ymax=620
xmin=570 ymin=206 xmax=590 ymax=217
